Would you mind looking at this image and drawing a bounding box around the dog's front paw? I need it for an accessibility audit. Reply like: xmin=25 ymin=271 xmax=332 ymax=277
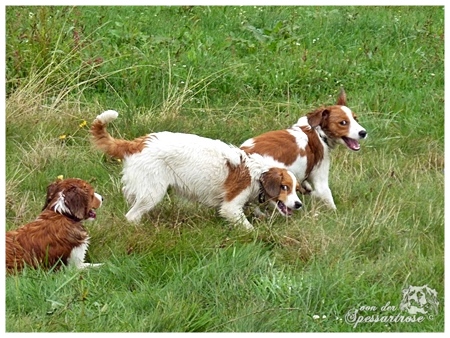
xmin=298 ymin=181 xmax=312 ymax=195
xmin=78 ymin=262 xmax=103 ymax=269
xmin=252 ymin=206 xmax=268 ymax=220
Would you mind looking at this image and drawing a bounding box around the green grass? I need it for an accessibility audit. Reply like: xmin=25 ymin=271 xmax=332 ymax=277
xmin=4 ymin=5 xmax=444 ymax=332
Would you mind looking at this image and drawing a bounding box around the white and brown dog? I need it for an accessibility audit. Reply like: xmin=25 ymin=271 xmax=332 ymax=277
xmin=90 ymin=110 xmax=302 ymax=230
xmin=241 ymin=88 xmax=367 ymax=209
xmin=6 ymin=178 xmax=103 ymax=273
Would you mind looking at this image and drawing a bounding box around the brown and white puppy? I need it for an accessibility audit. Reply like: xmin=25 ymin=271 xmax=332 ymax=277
xmin=90 ymin=110 xmax=302 ymax=230
xmin=6 ymin=178 xmax=103 ymax=274
xmin=241 ymin=88 xmax=367 ymax=209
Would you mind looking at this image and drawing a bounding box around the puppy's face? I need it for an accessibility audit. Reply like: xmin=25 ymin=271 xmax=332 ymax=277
xmin=43 ymin=178 xmax=103 ymax=221
xmin=260 ymin=168 xmax=302 ymax=216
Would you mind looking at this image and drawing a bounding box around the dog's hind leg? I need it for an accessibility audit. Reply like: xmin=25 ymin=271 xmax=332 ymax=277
xmin=125 ymin=185 xmax=168 ymax=223
xmin=125 ymin=197 xmax=160 ymax=223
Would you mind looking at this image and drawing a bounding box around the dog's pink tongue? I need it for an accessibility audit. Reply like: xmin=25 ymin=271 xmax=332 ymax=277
xmin=344 ymin=137 xmax=360 ymax=151
xmin=277 ymin=201 xmax=293 ymax=216
xmin=88 ymin=210 xmax=96 ymax=219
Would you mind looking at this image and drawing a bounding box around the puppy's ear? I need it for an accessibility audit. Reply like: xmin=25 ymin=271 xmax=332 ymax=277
xmin=307 ymin=108 xmax=329 ymax=128
xmin=260 ymin=168 xmax=282 ymax=200
xmin=337 ymin=87 xmax=347 ymax=106
xmin=42 ymin=179 xmax=62 ymax=211
xmin=64 ymin=186 xmax=89 ymax=220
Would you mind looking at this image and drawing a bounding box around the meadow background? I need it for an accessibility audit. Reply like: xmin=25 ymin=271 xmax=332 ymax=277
xmin=4 ymin=6 xmax=444 ymax=332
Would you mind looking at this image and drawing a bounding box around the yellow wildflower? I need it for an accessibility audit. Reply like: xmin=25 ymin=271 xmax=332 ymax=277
xmin=59 ymin=134 xmax=66 ymax=140
xmin=79 ymin=120 xmax=88 ymax=128
xmin=57 ymin=175 xmax=64 ymax=180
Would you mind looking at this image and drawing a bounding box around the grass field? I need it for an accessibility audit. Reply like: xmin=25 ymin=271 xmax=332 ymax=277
xmin=4 ymin=5 xmax=444 ymax=332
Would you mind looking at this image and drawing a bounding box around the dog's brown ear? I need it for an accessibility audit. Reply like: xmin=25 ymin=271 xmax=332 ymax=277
xmin=260 ymin=168 xmax=282 ymax=200
xmin=64 ymin=185 xmax=89 ymax=220
xmin=337 ymin=87 xmax=347 ymax=106
xmin=307 ymin=108 xmax=329 ymax=128
xmin=42 ymin=179 xmax=63 ymax=211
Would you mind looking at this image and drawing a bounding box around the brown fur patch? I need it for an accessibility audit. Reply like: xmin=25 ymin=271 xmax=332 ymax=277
xmin=241 ymin=130 xmax=306 ymax=167
xmin=6 ymin=212 xmax=89 ymax=273
xmin=241 ymin=128 xmax=325 ymax=180
xmin=223 ymin=158 xmax=251 ymax=202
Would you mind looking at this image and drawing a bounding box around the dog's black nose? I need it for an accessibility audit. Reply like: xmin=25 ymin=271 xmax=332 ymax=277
xmin=359 ymin=130 xmax=367 ymax=138
xmin=294 ymin=201 xmax=302 ymax=209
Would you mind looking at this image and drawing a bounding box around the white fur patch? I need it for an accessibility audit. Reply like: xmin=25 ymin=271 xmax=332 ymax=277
xmin=240 ymin=138 xmax=255 ymax=148
xmin=52 ymin=192 xmax=71 ymax=215
xmin=340 ymin=105 xmax=353 ymax=116
xmin=96 ymin=110 xmax=119 ymax=124
xmin=293 ymin=116 xmax=310 ymax=130
xmin=284 ymin=171 xmax=301 ymax=209
xmin=287 ymin=129 xmax=309 ymax=150
xmin=68 ymin=241 xmax=89 ymax=268
xmin=94 ymin=192 xmax=103 ymax=207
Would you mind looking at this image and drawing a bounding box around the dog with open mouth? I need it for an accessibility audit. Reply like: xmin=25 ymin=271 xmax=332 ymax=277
xmin=241 ymin=88 xmax=367 ymax=209
xmin=5 ymin=178 xmax=103 ymax=273
xmin=90 ymin=110 xmax=302 ymax=230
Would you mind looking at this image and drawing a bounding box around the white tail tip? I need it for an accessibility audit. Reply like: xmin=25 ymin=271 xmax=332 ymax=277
xmin=96 ymin=110 xmax=119 ymax=124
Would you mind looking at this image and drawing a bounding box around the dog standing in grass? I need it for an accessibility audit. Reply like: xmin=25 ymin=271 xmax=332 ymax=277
xmin=90 ymin=110 xmax=302 ymax=230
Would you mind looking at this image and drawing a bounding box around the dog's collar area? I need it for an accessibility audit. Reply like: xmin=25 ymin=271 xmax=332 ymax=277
xmin=318 ymin=130 xmax=329 ymax=148
xmin=258 ymin=180 xmax=266 ymax=204
xmin=65 ymin=213 xmax=83 ymax=222
xmin=50 ymin=204 xmax=81 ymax=222
xmin=53 ymin=209 xmax=82 ymax=222
xmin=317 ymin=128 xmax=337 ymax=149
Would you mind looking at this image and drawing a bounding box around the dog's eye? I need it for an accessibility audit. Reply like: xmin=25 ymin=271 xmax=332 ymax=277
xmin=281 ymin=185 xmax=288 ymax=191
xmin=340 ymin=120 xmax=348 ymax=126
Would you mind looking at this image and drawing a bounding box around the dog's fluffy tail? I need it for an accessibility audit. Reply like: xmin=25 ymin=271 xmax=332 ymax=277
xmin=90 ymin=110 xmax=146 ymax=159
